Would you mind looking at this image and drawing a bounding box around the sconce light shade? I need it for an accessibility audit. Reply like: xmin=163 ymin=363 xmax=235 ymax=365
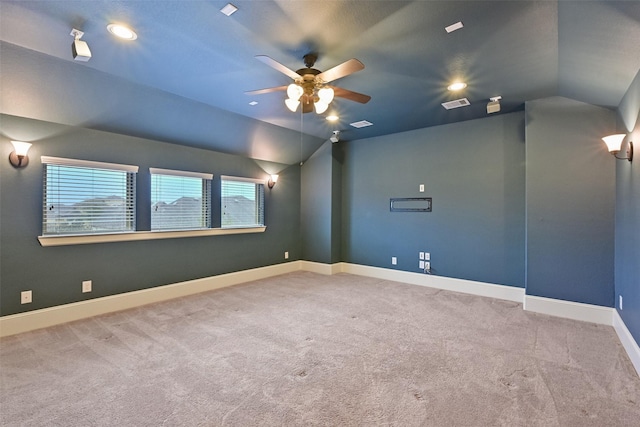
xmin=9 ymin=141 xmax=32 ymax=168
xmin=268 ymin=174 xmax=279 ymax=189
xmin=602 ymin=134 xmax=625 ymax=152
xmin=602 ymin=134 xmax=633 ymax=162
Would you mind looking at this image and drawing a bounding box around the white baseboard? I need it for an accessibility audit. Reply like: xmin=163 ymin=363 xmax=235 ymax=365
xmin=3 ymin=261 xmax=639 ymax=380
xmin=613 ymin=310 xmax=640 ymax=378
xmin=0 ymin=261 xmax=302 ymax=338
xmin=300 ymin=261 xmax=342 ymax=275
xmin=523 ymin=295 xmax=614 ymax=325
xmin=339 ymin=263 xmax=525 ymax=303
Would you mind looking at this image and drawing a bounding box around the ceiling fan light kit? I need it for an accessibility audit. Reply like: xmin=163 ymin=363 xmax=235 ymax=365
xmin=247 ymin=53 xmax=371 ymax=115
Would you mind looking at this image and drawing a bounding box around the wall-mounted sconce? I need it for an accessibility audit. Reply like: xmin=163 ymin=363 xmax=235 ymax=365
xmin=9 ymin=141 xmax=32 ymax=168
xmin=602 ymin=134 xmax=633 ymax=162
xmin=268 ymin=174 xmax=279 ymax=189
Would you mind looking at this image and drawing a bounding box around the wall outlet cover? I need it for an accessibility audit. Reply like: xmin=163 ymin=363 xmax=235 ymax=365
xmin=82 ymin=280 xmax=92 ymax=293
xmin=21 ymin=290 xmax=32 ymax=304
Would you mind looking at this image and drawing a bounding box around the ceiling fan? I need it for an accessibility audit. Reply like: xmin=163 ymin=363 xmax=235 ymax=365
xmin=246 ymin=53 xmax=371 ymax=114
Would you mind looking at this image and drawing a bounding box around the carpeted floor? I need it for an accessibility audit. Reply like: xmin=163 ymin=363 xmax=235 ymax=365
xmin=1 ymin=272 xmax=639 ymax=426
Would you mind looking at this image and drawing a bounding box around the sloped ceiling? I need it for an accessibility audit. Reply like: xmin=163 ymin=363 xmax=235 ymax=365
xmin=1 ymin=1 xmax=639 ymax=165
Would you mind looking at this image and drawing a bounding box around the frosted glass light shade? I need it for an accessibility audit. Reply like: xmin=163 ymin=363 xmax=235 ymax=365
xmin=285 ymin=98 xmax=300 ymax=112
xmin=318 ymin=87 xmax=334 ymax=103
xmin=602 ymin=134 xmax=625 ymax=152
xmin=314 ymin=101 xmax=329 ymax=114
xmin=11 ymin=141 xmax=32 ymax=156
xmin=287 ymin=84 xmax=303 ymax=100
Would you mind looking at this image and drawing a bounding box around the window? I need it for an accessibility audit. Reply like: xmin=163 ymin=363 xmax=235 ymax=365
xmin=42 ymin=156 xmax=138 ymax=235
xmin=220 ymin=175 xmax=265 ymax=228
xmin=150 ymin=168 xmax=212 ymax=231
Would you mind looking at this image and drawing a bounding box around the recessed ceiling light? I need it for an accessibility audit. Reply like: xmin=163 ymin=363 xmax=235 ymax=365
xmin=350 ymin=120 xmax=373 ymax=128
xmin=107 ymin=24 xmax=137 ymax=40
xmin=220 ymin=3 xmax=238 ymax=16
xmin=326 ymin=115 xmax=339 ymax=122
xmin=249 ymin=101 xmax=258 ymax=106
xmin=445 ymin=21 xmax=464 ymax=33
xmin=447 ymin=82 xmax=467 ymax=91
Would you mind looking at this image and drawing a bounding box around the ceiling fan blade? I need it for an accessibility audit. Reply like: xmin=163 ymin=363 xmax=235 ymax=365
xmin=316 ymin=59 xmax=364 ymax=83
xmin=245 ymin=85 xmax=288 ymax=95
xmin=255 ymin=55 xmax=301 ymax=80
xmin=332 ymin=86 xmax=371 ymax=104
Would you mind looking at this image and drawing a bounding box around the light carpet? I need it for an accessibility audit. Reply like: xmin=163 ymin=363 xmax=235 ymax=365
xmin=1 ymin=272 xmax=639 ymax=426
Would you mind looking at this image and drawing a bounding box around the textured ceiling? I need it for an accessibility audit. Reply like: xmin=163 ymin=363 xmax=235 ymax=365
xmin=1 ymin=1 xmax=639 ymax=165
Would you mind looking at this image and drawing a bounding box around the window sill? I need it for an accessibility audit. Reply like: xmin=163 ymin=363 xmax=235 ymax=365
xmin=38 ymin=227 xmax=266 ymax=247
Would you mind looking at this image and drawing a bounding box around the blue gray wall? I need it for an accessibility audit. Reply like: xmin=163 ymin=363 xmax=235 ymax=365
xmin=1 ymin=114 xmax=300 ymax=316
xmin=615 ymin=70 xmax=640 ymax=343
xmin=301 ymin=140 xmax=342 ymax=264
xmin=301 ymin=141 xmax=333 ymax=263
xmin=525 ymin=97 xmax=616 ymax=307
xmin=341 ymin=112 xmax=526 ymax=288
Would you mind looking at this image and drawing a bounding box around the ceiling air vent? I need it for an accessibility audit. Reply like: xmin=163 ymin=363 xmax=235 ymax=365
xmin=441 ymin=98 xmax=471 ymax=110
xmin=350 ymin=120 xmax=373 ymax=128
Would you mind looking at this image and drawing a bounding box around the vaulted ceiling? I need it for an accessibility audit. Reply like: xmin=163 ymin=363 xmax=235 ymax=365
xmin=1 ymin=1 xmax=639 ymax=165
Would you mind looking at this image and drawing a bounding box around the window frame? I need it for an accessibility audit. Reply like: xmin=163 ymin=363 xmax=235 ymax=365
xmin=220 ymin=175 xmax=266 ymax=229
xmin=149 ymin=167 xmax=213 ymax=231
xmin=41 ymin=156 xmax=138 ymax=237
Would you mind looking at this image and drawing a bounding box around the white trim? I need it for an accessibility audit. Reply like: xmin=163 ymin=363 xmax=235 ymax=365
xmin=613 ymin=310 xmax=640 ymax=378
xmin=523 ymin=295 xmax=613 ymax=325
xmin=4 ymin=261 xmax=638 ymax=380
xmin=149 ymin=167 xmax=213 ymax=180
xmin=300 ymin=261 xmax=343 ymax=275
xmin=0 ymin=261 xmax=302 ymax=337
xmin=38 ymin=227 xmax=266 ymax=247
xmin=41 ymin=156 xmax=138 ymax=172
xmin=340 ymin=263 xmax=525 ymax=303
xmin=220 ymin=175 xmax=267 ymax=185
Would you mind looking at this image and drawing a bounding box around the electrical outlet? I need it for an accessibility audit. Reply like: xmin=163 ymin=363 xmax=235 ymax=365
xmin=82 ymin=280 xmax=92 ymax=293
xmin=284 ymin=251 xmax=289 ymax=259
xmin=424 ymin=252 xmax=430 ymax=261
xmin=21 ymin=290 xmax=32 ymax=304
xmin=419 ymin=184 xmax=425 ymax=192
xmin=392 ymin=257 xmax=397 ymax=265
xmin=619 ymin=295 xmax=623 ymax=310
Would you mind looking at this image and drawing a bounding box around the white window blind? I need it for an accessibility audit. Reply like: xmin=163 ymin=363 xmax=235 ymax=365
xmin=150 ymin=168 xmax=212 ymax=231
xmin=220 ymin=175 xmax=265 ymax=228
xmin=42 ymin=156 xmax=138 ymax=236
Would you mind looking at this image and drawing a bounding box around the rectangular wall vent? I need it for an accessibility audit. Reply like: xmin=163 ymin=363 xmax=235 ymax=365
xmin=441 ymin=98 xmax=471 ymax=110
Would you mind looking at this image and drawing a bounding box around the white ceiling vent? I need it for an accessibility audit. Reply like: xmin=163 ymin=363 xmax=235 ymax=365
xmin=445 ymin=21 xmax=464 ymax=33
xmin=442 ymin=98 xmax=471 ymax=110
xmin=350 ymin=120 xmax=373 ymax=128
